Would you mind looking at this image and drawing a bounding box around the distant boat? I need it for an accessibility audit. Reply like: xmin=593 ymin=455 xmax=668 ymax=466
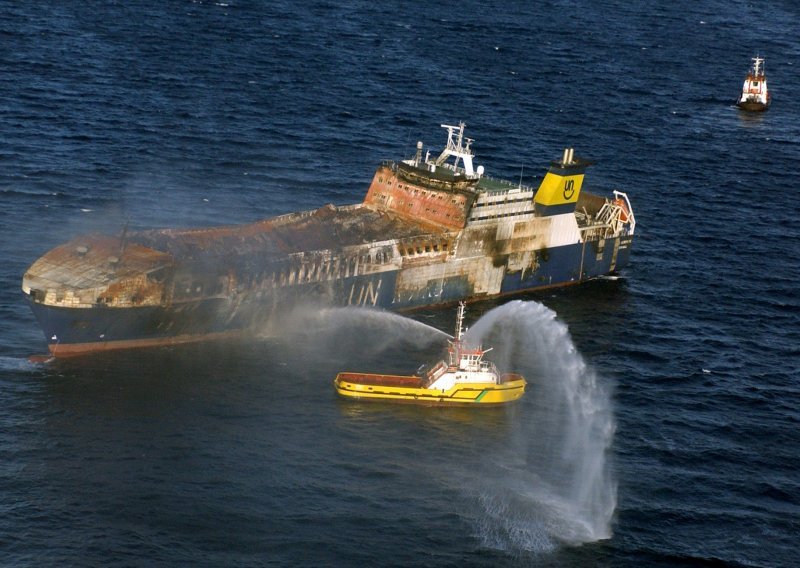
xmin=333 ymin=302 xmax=526 ymax=406
xmin=736 ymin=56 xmax=771 ymax=111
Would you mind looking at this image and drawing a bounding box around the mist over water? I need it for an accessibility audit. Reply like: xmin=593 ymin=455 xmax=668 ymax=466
xmin=463 ymin=301 xmax=616 ymax=552
xmin=259 ymin=305 xmax=452 ymax=369
xmin=3 ymin=1 xmax=798 ymax=563
xmin=261 ymin=302 xmax=615 ymax=554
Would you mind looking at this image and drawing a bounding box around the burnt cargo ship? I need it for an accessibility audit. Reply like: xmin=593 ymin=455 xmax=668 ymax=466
xmin=22 ymin=124 xmax=635 ymax=357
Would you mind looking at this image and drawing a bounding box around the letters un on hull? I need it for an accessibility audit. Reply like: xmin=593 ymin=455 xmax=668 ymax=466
xmin=22 ymin=124 xmax=636 ymax=356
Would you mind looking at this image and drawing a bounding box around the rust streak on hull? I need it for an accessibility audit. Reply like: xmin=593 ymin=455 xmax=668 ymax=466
xmin=48 ymin=330 xmax=244 ymax=357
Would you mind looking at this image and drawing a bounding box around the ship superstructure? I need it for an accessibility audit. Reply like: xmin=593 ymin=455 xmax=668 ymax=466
xmin=22 ymin=123 xmax=635 ymax=357
xmin=737 ymin=56 xmax=771 ymax=111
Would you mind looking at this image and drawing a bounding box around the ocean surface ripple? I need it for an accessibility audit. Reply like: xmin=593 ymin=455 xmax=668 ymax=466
xmin=1 ymin=1 xmax=799 ymax=566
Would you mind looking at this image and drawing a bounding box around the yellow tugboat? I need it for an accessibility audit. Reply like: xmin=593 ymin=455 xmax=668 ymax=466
xmin=334 ymin=302 xmax=526 ymax=406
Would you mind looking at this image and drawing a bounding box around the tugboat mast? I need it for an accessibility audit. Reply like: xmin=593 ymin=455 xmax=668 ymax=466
xmin=454 ymin=300 xmax=466 ymax=341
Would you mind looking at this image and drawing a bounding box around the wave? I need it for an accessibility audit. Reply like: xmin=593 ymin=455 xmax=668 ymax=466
xmin=0 ymin=356 xmax=38 ymax=372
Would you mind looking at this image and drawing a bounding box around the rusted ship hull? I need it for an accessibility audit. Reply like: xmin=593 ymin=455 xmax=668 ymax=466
xmin=736 ymin=100 xmax=769 ymax=112
xmin=23 ymin=124 xmax=636 ymax=357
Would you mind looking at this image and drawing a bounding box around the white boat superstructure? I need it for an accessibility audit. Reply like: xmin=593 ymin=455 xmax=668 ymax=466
xmin=426 ymin=302 xmax=501 ymax=390
xmin=333 ymin=300 xmax=526 ymax=405
xmin=737 ymin=56 xmax=770 ymax=111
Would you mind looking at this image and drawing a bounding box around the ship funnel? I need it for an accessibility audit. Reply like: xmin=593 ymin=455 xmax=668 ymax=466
xmin=534 ymin=147 xmax=590 ymax=216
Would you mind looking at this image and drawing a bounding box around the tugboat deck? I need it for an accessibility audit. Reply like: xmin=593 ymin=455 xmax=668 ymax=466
xmin=333 ymin=302 xmax=527 ymax=406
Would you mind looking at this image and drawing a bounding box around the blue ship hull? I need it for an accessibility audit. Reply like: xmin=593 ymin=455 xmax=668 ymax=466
xmin=28 ymin=234 xmax=631 ymax=356
xmin=23 ymin=125 xmax=636 ymax=357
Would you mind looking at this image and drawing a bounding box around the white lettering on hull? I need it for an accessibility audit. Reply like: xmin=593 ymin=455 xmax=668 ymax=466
xmin=348 ymin=279 xmax=382 ymax=307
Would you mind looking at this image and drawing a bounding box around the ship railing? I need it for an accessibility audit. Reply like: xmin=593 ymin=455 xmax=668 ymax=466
xmin=579 ymin=207 xmax=615 ymax=240
xmin=392 ymin=159 xmax=533 ymax=191
xmin=578 ymin=223 xmax=614 ymax=244
xmin=477 ymin=174 xmax=536 ymax=194
xmin=590 ymin=192 xmax=635 ymax=238
xmin=429 ymin=160 xmax=482 ymax=180
xmin=422 ymin=361 xmax=448 ymax=387
xmin=435 ymin=161 xmax=462 ymax=174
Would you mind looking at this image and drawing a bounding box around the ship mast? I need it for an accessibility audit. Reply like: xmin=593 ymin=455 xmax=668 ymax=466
xmin=752 ymin=56 xmax=764 ymax=77
xmin=434 ymin=123 xmax=479 ymax=177
xmin=454 ymin=301 xmax=466 ymax=341
xmin=447 ymin=301 xmax=467 ymax=368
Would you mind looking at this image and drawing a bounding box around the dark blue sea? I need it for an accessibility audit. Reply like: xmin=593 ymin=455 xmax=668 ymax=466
xmin=2 ymin=1 xmax=799 ymax=566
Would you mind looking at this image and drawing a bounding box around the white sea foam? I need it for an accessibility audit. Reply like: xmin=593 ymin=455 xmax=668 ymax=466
xmin=0 ymin=356 xmax=37 ymax=372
